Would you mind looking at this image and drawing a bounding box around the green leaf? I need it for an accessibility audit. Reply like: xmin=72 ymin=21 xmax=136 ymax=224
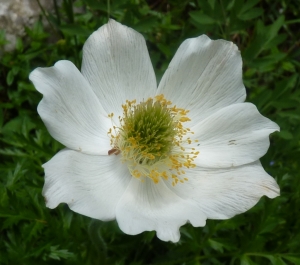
xmin=207 ymin=0 xmax=215 ymax=10
xmin=208 ymin=239 xmax=224 ymax=253
xmin=47 ymin=245 xmax=75 ymax=260
xmin=85 ymin=0 xmax=107 ymax=11
xmin=243 ymin=16 xmax=285 ymax=60
xmin=240 ymin=255 xmax=259 ymax=265
xmin=6 ymin=70 xmax=14 ymax=86
xmin=238 ymin=8 xmax=263 ymax=20
xmin=0 ymin=29 xmax=8 ymax=46
xmin=59 ymin=24 xmax=92 ymax=37
xmin=15 ymin=38 xmax=23 ymax=52
xmin=268 ymin=15 xmax=285 ymax=39
xmin=240 ymin=0 xmax=260 ymax=13
xmin=277 ymin=131 xmax=294 ymax=140
xmin=189 ymin=12 xmax=216 ymax=25
xmin=133 ymin=18 xmax=159 ymax=32
xmin=282 ymin=254 xmax=300 ymax=263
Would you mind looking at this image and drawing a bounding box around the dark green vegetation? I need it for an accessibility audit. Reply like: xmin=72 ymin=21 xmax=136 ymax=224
xmin=1 ymin=0 xmax=300 ymax=264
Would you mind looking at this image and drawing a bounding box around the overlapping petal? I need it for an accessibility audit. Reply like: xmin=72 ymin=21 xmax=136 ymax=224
xmin=43 ymin=149 xmax=131 ymax=220
xmin=116 ymin=177 xmax=206 ymax=242
xmin=164 ymin=161 xmax=279 ymax=220
xmin=157 ymin=35 xmax=246 ymax=127
xmin=29 ymin=60 xmax=111 ymax=155
xmin=81 ymin=19 xmax=157 ymax=119
xmin=188 ymin=103 xmax=279 ymax=168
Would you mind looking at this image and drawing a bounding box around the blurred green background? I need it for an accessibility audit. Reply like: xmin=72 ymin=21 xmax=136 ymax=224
xmin=0 ymin=0 xmax=300 ymax=264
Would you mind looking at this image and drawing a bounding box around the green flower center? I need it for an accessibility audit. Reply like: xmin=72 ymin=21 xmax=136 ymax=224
xmin=108 ymin=94 xmax=199 ymax=185
xmin=121 ymin=98 xmax=176 ymax=165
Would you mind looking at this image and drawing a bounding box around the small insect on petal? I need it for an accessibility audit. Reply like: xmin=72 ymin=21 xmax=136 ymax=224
xmin=108 ymin=148 xmax=121 ymax=156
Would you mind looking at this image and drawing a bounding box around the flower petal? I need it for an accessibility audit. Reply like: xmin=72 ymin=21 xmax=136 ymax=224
xmin=157 ymin=35 xmax=246 ymax=126
xmin=116 ymin=177 xmax=206 ymax=242
xmin=29 ymin=60 xmax=111 ymax=155
xmin=43 ymin=149 xmax=131 ymax=220
xmin=190 ymin=103 xmax=279 ymax=168
xmin=81 ymin=19 xmax=157 ymax=118
xmin=165 ymin=161 xmax=279 ymax=219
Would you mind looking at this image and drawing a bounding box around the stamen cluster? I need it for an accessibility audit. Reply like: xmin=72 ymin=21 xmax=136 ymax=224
xmin=108 ymin=94 xmax=199 ymax=186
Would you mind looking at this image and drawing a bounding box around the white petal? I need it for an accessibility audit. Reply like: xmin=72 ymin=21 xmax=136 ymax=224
xmin=165 ymin=161 xmax=279 ymax=219
xmin=29 ymin=60 xmax=111 ymax=155
xmin=81 ymin=19 xmax=157 ymax=118
xmin=43 ymin=149 xmax=131 ymax=220
xmin=116 ymin=177 xmax=206 ymax=242
xmin=190 ymin=103 xmax=279 ymax=168
xmin=157 ymin=35 xmax=246 ymax=126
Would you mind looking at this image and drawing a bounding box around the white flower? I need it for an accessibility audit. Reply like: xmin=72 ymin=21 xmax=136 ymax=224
xmin=29 ymin=19 xmax=280 ymax=242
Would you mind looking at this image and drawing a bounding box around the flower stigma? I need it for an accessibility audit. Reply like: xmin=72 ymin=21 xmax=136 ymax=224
xmin=108 ymin=94 xmax=199 ymax=186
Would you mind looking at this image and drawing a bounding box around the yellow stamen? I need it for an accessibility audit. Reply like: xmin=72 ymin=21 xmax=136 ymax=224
xmin=108 ymin=94 xmax=199 ymax=185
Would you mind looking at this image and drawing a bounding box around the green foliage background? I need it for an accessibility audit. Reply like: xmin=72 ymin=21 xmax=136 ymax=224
xmin=0 ymin=0 xmax=300 ymax=264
